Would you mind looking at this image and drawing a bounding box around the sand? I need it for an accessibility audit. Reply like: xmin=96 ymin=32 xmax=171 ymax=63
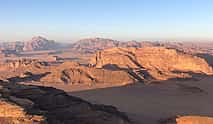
xmin=69 ymin=76 xmax=213 ymax=124
xmin=20 ymin=76 xmax=213 ymax=123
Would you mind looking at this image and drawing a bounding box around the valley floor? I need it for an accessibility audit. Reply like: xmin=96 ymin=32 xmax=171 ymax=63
xmin=68 ymin=76 xmax=213 ymax=124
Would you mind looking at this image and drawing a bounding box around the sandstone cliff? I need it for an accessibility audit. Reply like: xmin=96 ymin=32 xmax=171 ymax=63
xmin=90 ymin=47 xmax=213 ymax=81
xmin=41 ymin=61 xmax=134 ymax=85
xmin=0 ymin=99 xmax=45 ymax=124
xmin=162 ymin=116 xmax=213 ymax=124
xmin=0 ymin=60 xmax=134 ymax=85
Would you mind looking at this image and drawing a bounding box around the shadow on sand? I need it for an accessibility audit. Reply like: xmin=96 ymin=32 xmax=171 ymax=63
xmin=70 ymin=75 xmax=213 ymax=124
xmin=0 ymin=81 xmax=131 ymax=124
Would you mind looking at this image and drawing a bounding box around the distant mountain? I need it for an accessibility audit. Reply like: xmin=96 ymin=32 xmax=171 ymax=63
xmin=0 ymin=37 xmax=170 ymax=53
xmin=70 ymin=38 xmax=159 ymax=53
xmin=0 ymin=36 xmax=67 ymax=52
xmin=70 ymin=38 xmax=120 ymax=53
xmin=1 ymin=36 xmax=212 ymax=56
xmin=23 ymin=36 xmax=59 ymax=51
xmin=0 ymin=41 xmax=24 ymax=52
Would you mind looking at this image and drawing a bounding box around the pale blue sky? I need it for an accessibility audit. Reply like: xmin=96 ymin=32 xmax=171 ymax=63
xmin=0 ymin=0 xmax=213 ymax=42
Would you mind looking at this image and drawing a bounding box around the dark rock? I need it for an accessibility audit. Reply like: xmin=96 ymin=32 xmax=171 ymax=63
xmin=0 ymin=82 xmax=131 ymax=124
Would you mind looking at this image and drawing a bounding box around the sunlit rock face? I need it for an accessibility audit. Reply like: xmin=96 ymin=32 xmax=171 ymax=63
xmin=176 ymin=116 xmax=213 ymax=124
xmin=41 ymin=61 xmax=134 ymax=85
xmin=0 ymin=100 xmax=45 ymax=124
xmin=0 ymin=60 xmax=134 ymax=85
xmin=1 ymin=47 xmax=212 ymax=85
xmin=162 ymin=116 xmax=213 ymax=124
xmin=90 ymin=47 xmax=139 ymax=69
xmin=0 ymin=59 xmax=51 ymax=83
xmin=0 ymin=59 xmax=47 ymax=72
xmin=90 ymin=47 xmax=213 ymax=80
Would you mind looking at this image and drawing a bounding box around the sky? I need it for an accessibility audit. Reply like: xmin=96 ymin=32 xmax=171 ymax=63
xmin=0 ymin=0 xmax=213 ymax=42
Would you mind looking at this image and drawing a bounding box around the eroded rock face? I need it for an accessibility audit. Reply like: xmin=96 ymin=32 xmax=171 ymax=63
xmin=41 ymin=61 xmax=134 ymax=85
xmin=1 ymin=46 xmax=212 ymax=85
xmin=0 ymin=59 xmax=48 ymax=72
xmin=90 ymin=47 xmax=213 ymax=80
xmin=0 ymin=82 xmax=131 ymax=124
xmin=0 ymin=60 xmax=134 ymax=85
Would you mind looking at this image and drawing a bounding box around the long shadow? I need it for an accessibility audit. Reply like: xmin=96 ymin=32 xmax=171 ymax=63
xmin=1 ymin=71 xmax=212 ymax=124
xmin=0 ymin=81 xmax=131 ymax=124
xmin=71 ymin=73 xmax=211 ymax=94
xmin=102 ymin=63 xmax=154 ymax=83
xmin=7 ymin=72 xmax=51 ymax=83
xmin=169 ymin=70 xmax=208 ymax=81
xmin=70 ymin=75 xmax=213 ymax=124
xmin=197 ymin=53 xmax=213 ymax=67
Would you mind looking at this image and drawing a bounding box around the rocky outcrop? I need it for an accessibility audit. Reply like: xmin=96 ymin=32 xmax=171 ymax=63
xmin=0 ymin=99 xmax=45 ymax=124
xmin=2 ymin=46 xmax=212 ymax=85
xmin=0 ymin=59 xmax=48 ymax=72
xmin=90 ymin=47 xmax=213 ymax=81
xmin=162 ymin=116 xmax=213 ymax=124
xmin=0 ymin=59 xmax=51 ymax=83
xmin=0 ymin=82 xmax=131 ymax=124
xmin=0 ymin=60 xmax=134 ymax=85
xmin=3 ymin=47 xmax=212 ymax=84
xmin=41 ymin=61 xmax=134 ymax=85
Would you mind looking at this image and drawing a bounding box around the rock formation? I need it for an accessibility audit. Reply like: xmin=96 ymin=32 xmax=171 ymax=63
xmin=0 ymin=59 xmax=50 ymax=82
xmin=0 ymin=99 xmax=45 ymax=124
xmin=162 ymin=116 xmax=213 ymax=124
xmin=1 ymin=47 xmax=212 ymax=84
xmin=90 ymin=47 xmax=213 ymax=81
xmin=0 ymin=81 xmax=131 ymax=124
xmin=0 ymin=60 xmax=134 ymax=85
xmin=0 ymin=59 xmax=48 ymax=72
xmin=41 ymin=61 xmax=134 ymax=85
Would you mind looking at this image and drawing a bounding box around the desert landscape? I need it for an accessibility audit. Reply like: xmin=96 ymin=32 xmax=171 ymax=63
xmin=0 ymin=36 xmax=213 ymax=124
xmin=1 ymin=1 xmax=213 ymax=124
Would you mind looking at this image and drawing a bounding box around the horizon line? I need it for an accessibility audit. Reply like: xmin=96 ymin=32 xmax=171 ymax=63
xmin=0 ymin=36 xmax=213 ymax=43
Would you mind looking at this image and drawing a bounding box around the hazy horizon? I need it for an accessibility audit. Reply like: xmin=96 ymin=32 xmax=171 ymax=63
xmin=0 ymin=0 xmax=213 ymax=42
xmin=1 ymin=36 xmax=213 ymax=43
